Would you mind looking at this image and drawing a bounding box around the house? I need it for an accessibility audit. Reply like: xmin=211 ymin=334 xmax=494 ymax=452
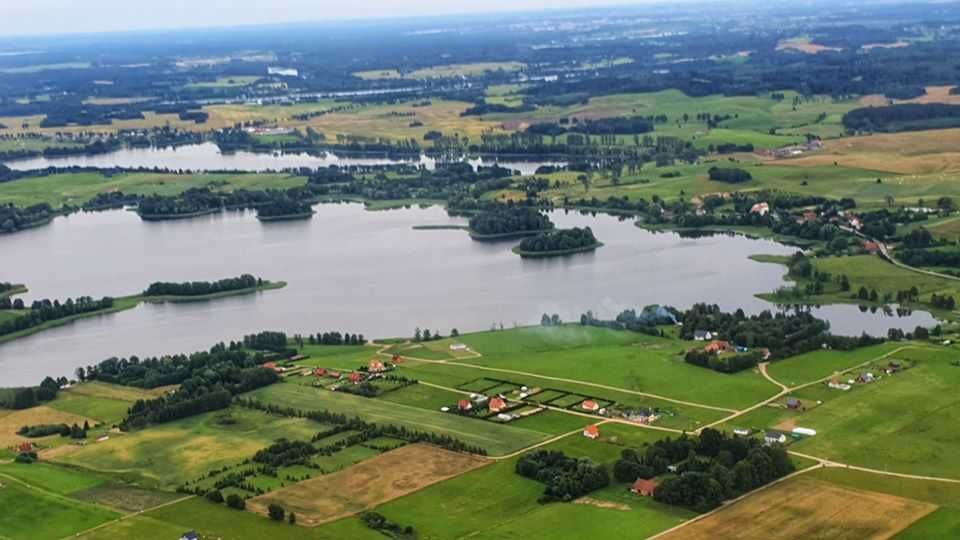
xmin=496 ymin=413 xmax=514 ymax=422
xmin=450 ymin=343 xmax=468 ymax=352
xmin=489 ymin=397 xmax=508 ymax=413
xmin=180 ymin=532 xmax=199 ymax=540
xmin=848 ymin=216 xmax=862 ymax=230
xmin=581 ymin=400 xmax=601 ymax=412
xmin=348 ymin=372 xmax=364 ymax=384
xmin=16 ymin=442 xmax=33 ymax=453
xmin=329 ymin=370 xmax=342 ymax=379
xmin=704 ymin=340 xmax=731 ymax=354
xmin=750 ymin=202 xmax=770 ymax=216
xmin=583 ymin=425 xmax=600 ymax=439
xmin=863 ymin=241 xmax=881 ymax=254
xmin=765 ymin=431 xmax=787 ymax=445
xmin=262 ymin=362 xmax=284 ymax=373
xmin=785 ymin=397 xmax=802 ymax=410
xmin=828 ymin=377 xmax=851 ymax=391
xmin=792 ymin=427 xmax=817 ymax=437
xmin=693 ymin=330 xmax=713 ymax=341
xmin=457 ymin=399 xmax=473 ymax=412
xmin=733 ymin=428 xmax=752 ymax=437
xmin=314 ymin=367 xmax=328 ymax=377
xmin=392 ymin=354 xmax=403 ymax=364
xmin=368 ymin=359 xmax=386 ymax=373
xmin=630 ymin=478 xmax=659 ymax=497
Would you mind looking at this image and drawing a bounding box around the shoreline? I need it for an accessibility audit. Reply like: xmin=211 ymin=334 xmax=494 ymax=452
xmin=512 ymin=241 xmax=604 ymax=258
xmin=0 ymin=281 xmax=286 ymax=346
xmin=256 ymin=212 xmax=315 ymax=222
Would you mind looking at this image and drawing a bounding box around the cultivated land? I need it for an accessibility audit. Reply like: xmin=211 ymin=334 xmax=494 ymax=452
xmin=248 ymin=444 xmax=487 ymax=526
xmin=659 ymin=476 xmax=936 ymax=540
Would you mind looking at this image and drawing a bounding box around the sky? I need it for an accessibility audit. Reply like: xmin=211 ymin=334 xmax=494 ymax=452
xmin=1 ymin=0 xmax=661 ymax=37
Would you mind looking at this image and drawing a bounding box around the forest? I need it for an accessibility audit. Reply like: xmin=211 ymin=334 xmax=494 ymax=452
xmin=468 ymin=205 xmax=553 ymax=236
xmin=843 ymin=103 xmax=960 ymax=132
xmin=0 ymin=296 xmax=115 ymax=338
xmin=515 ymin=227 xmax=600 ymax=255
xmin=515 ymin=450 xmax=611 ymax=503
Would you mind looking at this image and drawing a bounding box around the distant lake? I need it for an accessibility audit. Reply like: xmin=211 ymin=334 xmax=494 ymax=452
xmin=3 ymin=142 xmax=566 ymax=175
xmin=0 ymin=204 xmax=936 ymax=386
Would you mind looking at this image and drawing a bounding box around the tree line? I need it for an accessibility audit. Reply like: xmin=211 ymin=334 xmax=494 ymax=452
xmin=144 ymin=274 xmax=265 ymax=297
xmin=0 ymin=296 xmax=115 ymax=338
xmin=516 ymin=450 xmax=611 ymax=503
xmin=516 ymin=226 xmax=599 ymax=254
xmin=468 ymin=204 xmax=554 ymax=236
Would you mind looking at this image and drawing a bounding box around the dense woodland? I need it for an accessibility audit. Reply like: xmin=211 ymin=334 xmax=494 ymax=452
xmin=516 ymin=450 xmax=611 ymax=503
xmin=843 ymin=104 xmax=960 ymax=132
xmin=613 ymin=429 xmax=794 ymax=512
xmin=468 ymin=205 xmax=553 ymax=236
xmin=144 ymin=274 xmax=266 ymax=297
xmin=0 ymin=296 xmax=115 ymax=338
xmin=515 ymin=227 xmax=600 ymax=254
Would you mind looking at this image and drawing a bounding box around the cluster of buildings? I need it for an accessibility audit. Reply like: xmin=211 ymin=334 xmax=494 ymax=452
xmin=308 ymin=358 xmax=394 ymax=386
xmin=758 ymin=139 xmax=824 ymax=159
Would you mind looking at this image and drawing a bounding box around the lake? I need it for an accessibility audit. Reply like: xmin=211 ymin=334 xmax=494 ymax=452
xmin=4 ymin=142 xmax=565 ymax=175
xmin=0 ymin=204 xmax=936 ymax=386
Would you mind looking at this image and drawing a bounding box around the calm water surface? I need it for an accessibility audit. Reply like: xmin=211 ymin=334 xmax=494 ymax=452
xmin=0 ymin=205 xmax=936 ymax=386
xmin=4 ymin=142 xmax=565 ymax=175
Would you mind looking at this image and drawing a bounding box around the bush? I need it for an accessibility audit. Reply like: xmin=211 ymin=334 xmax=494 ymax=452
xmin=226 ymin=493 xmax=245 ymax=510
xmin=205 ymin=490 xmax=224 ymax=503
xmin=268 ymin=503 xmax=286 ymax=521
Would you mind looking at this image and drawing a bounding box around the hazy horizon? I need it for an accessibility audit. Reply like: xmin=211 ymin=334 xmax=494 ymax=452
xmin=0 ymin=0 xmax=677 ymax=38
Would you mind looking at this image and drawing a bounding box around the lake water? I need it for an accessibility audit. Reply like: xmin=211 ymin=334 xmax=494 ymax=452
xmin=4 ymin=142 xmax=565 ymax=175
xmin=0 ymin=204 xmax=936 ymax=386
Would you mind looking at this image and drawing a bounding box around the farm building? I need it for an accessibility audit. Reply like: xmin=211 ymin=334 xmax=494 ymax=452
xmin=693 ymin=330 xmax=714 ymax=341
xmin=314 ymin=367 xmax=328 ymax=377
xmin=630 ymin=478 xmax=659 ymax=497
xmin=368 ymin=359 xmax=386 ymax=372
xmin=581 ymin=400 xmax=601 ymax=412
xmin=793 ymin=427 xmax=817 ymax=437
xmin=489 ymin=397 xmax=508 ymax=413
xmin=450 ymin=343 xmax=468 ymax=351
xmin=261 ymin=362 xmax=284 ymax=373
xmin=750 ymin=202 xmax=770 ymax=216
xmin=457 ymin=399 xmax=473 ymax=412
xmin=329 ymin=370 xmax=342 ymax=379
xmin=348 ymin=372 xmax=364 ymax=384
xmin=392 ymin=354 xmax=402 ymax=363
xmin=704 ymin=340 xmax=732 ymax=354
xmin=765 ymin=431 xmax=787 ymax=445
xmin=786 ymin=397 xmax=802 ymax=410
xmin=733 ymin=428 xmax=752 ymax=437
xmin=863 ymin=241 xmax=881 ymax=254
xmin=583 ymin=425 xmax=601 ymax=439
xmin=16 ymin=442 xmax=33 ymax=453
xmin=828 ymin=378 xmax=852 ymax=391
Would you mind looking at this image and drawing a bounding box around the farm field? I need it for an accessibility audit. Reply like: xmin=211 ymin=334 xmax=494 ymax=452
xmin=786 ymin=347 xmax=960 ymax=477
xmin=248 ymin=444 xmax=487 ymax=526
xmin=809 ymin=255 xmax=960 ymax=307
xmin=453 ymin=326 xmax=778 ymax=410
xmin=659 ymin=476 xmax=935 ymax=540
xmin=781 ymin=127 xmax=960 ymax=174
xmin=55 ymin=407 xmax=324 ymax=489
xmin=766 ymin=342 xmax=904 ymax=387
xmin=0 ymin=478 xmax=119 ymax=540
xmin=0 ymin=404 xmax=95 ymax=448
xmin=246 ymin=382 xmax=552 ymax=456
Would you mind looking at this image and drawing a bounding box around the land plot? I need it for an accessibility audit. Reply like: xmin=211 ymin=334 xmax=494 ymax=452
xmin=248 ymin=444 xmax=487 ymax=526
xmin=660 ymin=477 xmax=935 ymax=540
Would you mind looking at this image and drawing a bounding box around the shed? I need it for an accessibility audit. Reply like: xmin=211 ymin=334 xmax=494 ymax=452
xmin=630 ymin=478 xmax=660 ymax=496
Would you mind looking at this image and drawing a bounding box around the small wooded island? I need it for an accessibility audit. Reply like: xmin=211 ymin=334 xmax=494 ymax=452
xmin=512 ymin=227 xmax=602 ymax=258
xmin=468 ymin=206 xmax=554 ymax=240
xmin=256 ymin=198 xmax=316 ymax=222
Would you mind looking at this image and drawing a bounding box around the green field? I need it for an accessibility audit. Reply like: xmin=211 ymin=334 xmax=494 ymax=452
xmin=787 ymin=347 xmax=960 ymax=477
xmin=56 ymin=407 xmax=324 ymax=489
xmin=0 ymin=170 xmax=305 ymax=208
xmin=767 ymin=342 xmax=904 ymax=387
xmin=0 ymin=470 xmax=119 ymax=540
xmin=453 ymin=326 xmax=778 ymax=410
xmin=247 ymin=382 xmax=552 ymax=456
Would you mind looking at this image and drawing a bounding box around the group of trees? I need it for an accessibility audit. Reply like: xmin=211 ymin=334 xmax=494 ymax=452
xmin=707 ymin=167 xmax=752 ymax=184
xmin=242 ymin=331 xmax=289 ymax=352
xmin=578 ymin=306 xmax=676 ymax=336
xmin=468 ymin=205 xmax=554 ymax=236
xmin=516 ymin=450 xmax=610 ymax=503
xmin=360 ymin=512 xmax=416 ymax=540
xmin=18 ymin=421 xmax=88 ymax=439
xmin=0 ymin=377 xmax=66 ymax=409
xmin=515 ymin=227 xmax=599 ymax=254
xmin=305 ymin=331 xmax=365 ymax=346
xmin=256 ymin=197 xmax=314 ymax=219
xmin=613 ymin=429 xmax=794 ymax=512
xmin=685 ymin=349 xmax=764 ymax=374
xmin=680 ymin=303 xmax=884 ymax=361
xmin=0 ymin=296 xmax=115 ymax=338
xmin=526 ymin=115 xmax=657 ymax=137
xmin=0 ymin=202 xmax=57 ymax=234
xmin=143 ymin=274 xmax=264 ymax=297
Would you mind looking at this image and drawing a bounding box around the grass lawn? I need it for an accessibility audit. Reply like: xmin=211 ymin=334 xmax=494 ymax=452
xmin=0 ymin=462 xmax=105 ymax=494
xmin=55 ymin=407 xmax=324 ymax=489
xmin=377 ymin=383 xmax=466 ymax=410
xmin=454 ymin=326 xmax=778 ymax=410
xmin=247 ymin=382 xmax=551 ymax=456
xmin=786 ymin=346 xmax=960 ymax=477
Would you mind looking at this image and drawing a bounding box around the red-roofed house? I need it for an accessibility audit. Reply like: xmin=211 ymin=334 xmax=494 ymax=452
xmin=262 ymin=362 xmax=283 ymax=373
xmin=329 ymin=370 xmax=342 ymax=379
xmin=750 ymin=202 xmax=770 ymax=216
xmin=17 ymin=442 xmax=34 ymax=454
xmin=704 ymin=340 xmax=731 ymax=354
xmin=369 ymin=359 xmax=386 ymax=373
xmin=630 ymin=478 xmax=659 ymax=496
xmin=489 ymin=397 xmax=507 ymax=413
xmin=864 ymin=241 xmax=881 ymax=254
xmin=314 ymin=368 xmax=328 ymax=377
xmin=458 ymin=399 xmax=473 ymax=412
xmin=349 ymin=372 xmax=364 ymax=384
xmin=392 ymin=354 xmax=402 ymax=364
xmin=581 ymin=400 xmax=600 ymax=412
xmin=583 ymin=425 xmax=600 ymax=439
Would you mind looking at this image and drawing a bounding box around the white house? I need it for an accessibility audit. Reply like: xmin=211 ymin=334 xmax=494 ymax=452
xmin=764 ymin=431 xmax=787 ymax=445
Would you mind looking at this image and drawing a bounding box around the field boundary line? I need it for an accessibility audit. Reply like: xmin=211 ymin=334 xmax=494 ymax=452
xmin=788 ymin=450 xmax=960 ymax=484
xmin=67 ymin=494 xmax=195 ymax=539
xmin=487 ymin=420 xmax=614 ymax=461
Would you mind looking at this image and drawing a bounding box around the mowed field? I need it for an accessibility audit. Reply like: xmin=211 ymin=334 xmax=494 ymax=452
xmin=55 ymin=407 xmax=323 ymax=488
xmin=248 ymin=444 xmax=488 ymax=526
xmin=660 ymin=476 xmax=935 ymax=540
xmin=0 ymin=405 xmax=95 ymax=448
